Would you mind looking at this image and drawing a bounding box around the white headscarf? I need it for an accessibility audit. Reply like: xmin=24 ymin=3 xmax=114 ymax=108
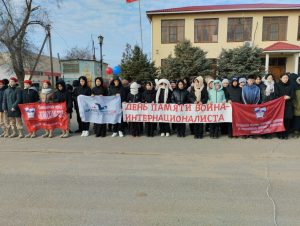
xmin=130 ymin=82 xmax=140 ymax=95
xmin=155 ymin=79 xmax=172 ymax=103
xmin=194 ymin=76 xmax=204 ymax=102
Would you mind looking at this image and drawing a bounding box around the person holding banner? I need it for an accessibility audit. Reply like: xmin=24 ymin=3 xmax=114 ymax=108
xmin=293 ymin=76 xmax=300 ymax=136
xmin=189 ymin=76 xmax=208 ymax=139
xmin=2 ymin=77 xmax=23 ymax=138
xmin=127 ymin=82 xmax=142 ymax=137
xmin=109 ymin=76 xmax=126 ymax=137
xmin=275 ymin=74 xmax=295 ymax=139
xmin=53 ymin=79 xmax=73 ymax=138
xmin=142 ymin=81 xmax=156 ymax=137
xmin=242 ymin=75 xmax=261 ymax=105
xmin=171 ymin=79 xmax=190 ymax=138
xmin=40 ymin=80 xmax=55 ymax=138
xmin=0 ymin=79 xmax=8 ymax=137
xmin=208 ymin=80 xmax=226 ymax=139
xmin=155 ymin=79 xmax=172 ymax=137
xmin=74 ymin=76 xmax=92 ymax=137
xmin=91 ymin=77 xmax=108 ymax=138
xmin=22 ymin=80 xmax=39 ymax=138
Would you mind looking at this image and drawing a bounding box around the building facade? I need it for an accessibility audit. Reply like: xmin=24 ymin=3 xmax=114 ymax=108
xmin=147 ymin=4 xmax=300 ymax=79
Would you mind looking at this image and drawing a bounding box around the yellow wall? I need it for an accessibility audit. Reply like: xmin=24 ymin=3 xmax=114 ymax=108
xmin=151 ymin=10 xmax=300 ymax=67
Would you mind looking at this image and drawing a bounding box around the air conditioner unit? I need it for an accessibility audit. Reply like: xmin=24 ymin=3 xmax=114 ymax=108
xmin=244 ymin=41 xmax=253 ymax=47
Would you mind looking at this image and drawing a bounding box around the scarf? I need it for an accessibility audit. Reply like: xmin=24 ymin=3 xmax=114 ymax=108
xmin=264 ymin=80 xmax=275 ymax=97
xmin=194 ymin=76 xmax=204 ymax=102
xmin=155 ymin=79 xmax=172 ymax=103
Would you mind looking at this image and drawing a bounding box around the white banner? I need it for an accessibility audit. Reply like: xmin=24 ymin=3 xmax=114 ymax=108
xmin=78 ymin=95 xmax=122 ymax=124
xmin=123 ymin=103 xmax=232 ymax=123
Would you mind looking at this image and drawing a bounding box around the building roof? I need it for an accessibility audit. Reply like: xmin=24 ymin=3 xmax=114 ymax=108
xmin=146 ymin=4 xmax=300 ymax=20
xmin=263 ymin=42 xmax=300 ymax=52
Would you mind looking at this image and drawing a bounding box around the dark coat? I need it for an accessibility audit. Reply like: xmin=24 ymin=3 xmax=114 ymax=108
xmin=261 ymin=82 xmax=277 ymax=103
xmin=275 ymin=80 xmax=295 ymax=119
xmin=127 ymin=93 xmax=142 ymax=103
xmin=227 ymin=85 xmax=242 ymax=103
xmin=108 ymin=79 xmax=127 ymax=102
xmin=188 ymin=86 xmax=208 ymax=104
xmin=156 ymin=88 xmax=172 ymax=103
xmin=0 ymin=85 xmax=8 ymax=112
xmin=53 ymin=80 xmax=73 ymax=113
xmin=92 ymin=86 xmax=108 ymax=96
xmin=22 ymin=87 xmax=39 ymax=104
xmin=171 ymin=89 xmax=190 ymax=104
xmin=142 ymin=89 xmax=156 ymax=103
xmin=73 ymin=76 xmax=92 ymax=111
xmin=3 ymin=85 xmax=22 ymax=117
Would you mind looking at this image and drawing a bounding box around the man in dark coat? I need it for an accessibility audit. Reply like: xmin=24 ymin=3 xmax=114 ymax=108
xmin=2 ymin=77 xmax=23 ymax=138
xmin=0 ymin=80 xmax=8 ymax=137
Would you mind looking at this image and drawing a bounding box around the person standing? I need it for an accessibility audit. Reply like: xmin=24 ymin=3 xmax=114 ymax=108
xmin=91 ymin=77 xmax=108 ymax=138
xmin=275 ymin=74 xmax=295 ymax=139
xmin=189 ymin=76 xmax=208 ymax=139
xmin=127 ymin=82 xmax=142 ymax=137
xmin=0 ymin=80 xmax=8 ymax=137
xmin=22 ymin=80 xmax=39 ymax=138
xmin=242 ymin=75 xmax=261 ymax=105
xmin=142 ymin=81 xmax=156 ymax=137
xmin=53 ymin=79 xmax=73 ymax=138
xmin=2 ymin=77 xmax=23 ymax=138
xmin=293 ymin=76 xmax=300 ymax=137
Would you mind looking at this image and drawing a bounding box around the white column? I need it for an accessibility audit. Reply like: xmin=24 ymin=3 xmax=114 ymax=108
xmin=294 ymin=53 xmax=299 ymax=74
xmin=265 ymin=53 xmax=270 ymax=73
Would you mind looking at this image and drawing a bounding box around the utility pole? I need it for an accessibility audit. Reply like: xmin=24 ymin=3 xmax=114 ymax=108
xmin=98 ymin=35 xmax=104 ymax=77
xmin=46 ymin=25 xmax=55 ymax=87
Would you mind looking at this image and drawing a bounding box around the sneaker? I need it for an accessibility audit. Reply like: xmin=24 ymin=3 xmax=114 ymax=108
xmin=112 ymin=132 xmax=118 ymax=137
xmin=83 ymin=131 xmax=89 ymax=137
xmin=161 ymin=133 xmax=165 ymax=137
xmin=118 ymin=131 xmax=124 ymax=137
xmin=166 ymin=133 xmax=170 ymax=137
xmin=81 ymin=131 xmax=85 ymax=137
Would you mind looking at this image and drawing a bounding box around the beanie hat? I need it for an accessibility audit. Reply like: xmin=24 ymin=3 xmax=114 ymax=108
xmin=42 ymin=80 xmax=51 ymax=86
xmin=222 ymin=78 xmax=229 ymax=84
xmin=239 ymin=77 xmax=247 ymax=84
xmin=10 ymin=77 xmax=18 ymax=82
xmin=24 ymin=80 xmax=32 ymax=85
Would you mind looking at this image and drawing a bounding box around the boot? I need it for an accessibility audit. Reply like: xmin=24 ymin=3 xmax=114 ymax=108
xmin=60 ymin=131 xmax=66 ymax=138
xmin=4 ymin=128 xmax=9 ymax=138
xmin=25 ymin=133 xmax=32 ymax=138
xmin=0 ymin=127 xmax=5 ymax=137
xmin=48 ymin=130 xmax=53 ymax=138
xmin=42 ymin=130 xmax=49 ymax=138
xmin=62 ymin=130 xmax=69 ymax=138
xmin=9 ymin=128 xmax=17 ymax=138
xmin=30 ymin=132 xmax=37 ymax=138
xmin=18 ymin=129 xmax=24 ymax=138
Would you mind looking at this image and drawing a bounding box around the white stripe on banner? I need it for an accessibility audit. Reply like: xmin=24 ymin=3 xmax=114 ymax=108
xmin=122 ymin=103 xmax=232 ymax=124
xmin=77 ymin=95 xmax=122 ymax=124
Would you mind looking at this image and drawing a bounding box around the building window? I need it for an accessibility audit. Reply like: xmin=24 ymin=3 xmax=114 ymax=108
xmin=263 ymin=17 xmax=288 ymax=41
xmin=161 ymin=20 xmax=185 ymax=44
xmin=195 ymin=19 xmax=219 ymax=43
xmin=227 ymin=17 xmax=253 ymax=42
xmin=63 ymin=63 xmax=79 ymax=73
xmin=298 ymin=17 xmax=300 ymax=40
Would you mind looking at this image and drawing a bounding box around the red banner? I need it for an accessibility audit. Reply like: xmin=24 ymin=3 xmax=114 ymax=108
xmin=126 ymin=0 xmax=138 ymax=3
xmin=232 ymin=97 xmax=286 ymax=136
xmin=19 ymin=102 xmax=68 ymax=133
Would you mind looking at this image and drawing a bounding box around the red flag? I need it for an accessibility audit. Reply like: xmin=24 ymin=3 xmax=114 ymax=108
xmin=19 ymin=102 xmax=69 ymax=133
xmin=126 ymin=0 xmax=138 ymax=3
xmin=232 ymin=97 xmax=286 ymax=136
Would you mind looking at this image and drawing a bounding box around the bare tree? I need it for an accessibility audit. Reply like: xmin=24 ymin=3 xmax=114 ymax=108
xmin=0 ymin=0 xmax=58 ymax=86
xmin=64 ymin=46 xmax=93 ymax=60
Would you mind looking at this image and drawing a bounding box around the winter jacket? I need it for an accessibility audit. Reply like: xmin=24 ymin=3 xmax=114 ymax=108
xmin=227 ymin=83 xmax=242 ymax=103
xmin=53 ymin=80 xmax=73 ymax=113
xmin=208 ymin=80 xmax=226 ymax=104
xmin=127 ymin=93 xmax=142 ymax=103
xmin=242 ymin=84 xmax=260 ymax=104
xmin=2 ymin=85 xmax=22 ymax=117
xmin=22 ymin=87 xmax=39 ymax=104
xmin=188 ymin=86 xmax=209 ymax=104
xmin=171 ymin=88 xmax=190 ymax=104
xmin=92 ymin=86 xmax=108 ymax=96
xmin=108 ymin=79 xmax=127 ymax=102
xmin=275 ymin=80 xmax=295 ymax=119
xmin=73 ymin=76 xmax=92 ymax=111
xmin=0 ymin=85 xmax=8 ymax=112
xmin=156 ymin=88 xmax=172 ymax=104
xmin=294 ymin=89 xmax=300 ymax=116
xmin=40 ymin=88 xmax=54 ymax=103
xmin=261 ymin=80 xmax=277 ymax=103
xmin=142 ymin=89 xmax=156 ymax=103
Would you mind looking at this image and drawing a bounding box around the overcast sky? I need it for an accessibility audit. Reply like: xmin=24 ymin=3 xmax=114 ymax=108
xmin=31 ymin=0 xmax=300 ymax=67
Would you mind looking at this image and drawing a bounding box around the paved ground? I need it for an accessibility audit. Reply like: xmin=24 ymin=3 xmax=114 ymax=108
xmin=0 ymin=128 xmax=300 ymax=226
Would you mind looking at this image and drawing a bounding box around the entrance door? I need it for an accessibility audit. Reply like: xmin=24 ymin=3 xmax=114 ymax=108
xmin=269 ymin=66 xmax=285 ymax=80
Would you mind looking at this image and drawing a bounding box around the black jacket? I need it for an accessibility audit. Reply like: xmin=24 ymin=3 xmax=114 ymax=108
xmin=108 ymin=79 xmax=127 ymax=102
xmin=156 ymin=88 xmax=172 ymax=103
xmin=227 ymin=84 xmax=242 ymax=103
xmin=0 ymin=85 xmax=8 ymax=112
xmin=22 ymin=87 xmax=39 ymax=104
xmin=73 ymin=76 xmax=92 ymax=111
xmin=92 ymin=86 xmax=108 ymax=96
xmin=53 ymin=80 xmax=73 ymax=113
xmin=275 ymin=80 xmax=295 ymax=119
xmin=127 ymin=93 xmax=142 ymax=103
xmin=171 ymin=89 xmax=190 ymax=104
xmin=142 ymin=89 xmax=156 ymax=103
xmin=188 ymin=87 xmax=209 ymax=104
xmin=3 ymin=85 xmax=22 ymax=117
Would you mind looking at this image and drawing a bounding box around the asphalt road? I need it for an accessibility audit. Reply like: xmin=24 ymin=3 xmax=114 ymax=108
xmin=0 ymin=131 xmax=299 ymax=226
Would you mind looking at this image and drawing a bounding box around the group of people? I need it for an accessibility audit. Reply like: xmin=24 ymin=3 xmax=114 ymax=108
xmin=0 ymin=72 xmax=299 ymax=140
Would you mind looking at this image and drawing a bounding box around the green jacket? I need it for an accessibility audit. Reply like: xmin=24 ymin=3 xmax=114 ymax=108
xmin=2 ymin=85 xmax=23 ymax=117
xmin=208 ymin=80 xmax=226 ymax=104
